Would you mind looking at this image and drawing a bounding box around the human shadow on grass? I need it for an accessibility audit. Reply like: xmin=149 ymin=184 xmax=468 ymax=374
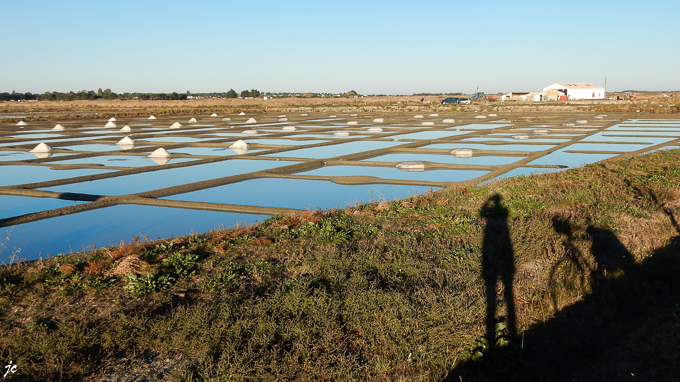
xmin=445 ymin=207 xmax=680 ymax=381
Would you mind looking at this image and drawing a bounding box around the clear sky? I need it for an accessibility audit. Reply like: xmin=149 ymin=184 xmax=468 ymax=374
xmin=2 ymin=0 xmax=678 ymax=94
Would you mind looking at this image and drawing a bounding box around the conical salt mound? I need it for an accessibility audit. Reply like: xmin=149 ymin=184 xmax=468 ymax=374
xmin=241 ymin=129 xmax=257 ymax=135
xmin=117 ymin=136 xmax=135 ymax=145
xmin=282 ymin=126 xmax=296 ymax=131
xmin=239 ymin=112 xmax=245 ymax=116
xmin=30 ymin=143 xmax=52 ymax=153
xmin=373 ymin=118 xmax=384 ymax=123
xmin=230 ymin=139 xmax=248 ymax=149
xmin=367 ymin=127 xmax=383 ymax=133
xmin=148 ymin=148 xmax=170 ymax=158
xmin=119 ymin=125 xmax=131 ymax=132
xmin=210 ymin=113 xmax=218 ymax=117
xmin=105 ymin=121 xmax=117 ymax=128
xmin=52 ymin=124 xmax=65 ymax=131
xmin=148 ymin=115 xmax=157 ymax=120
xmin=347 ymin=121 xmax=358 ymax=125
xmin=16 ymin=121 xmax=27 ymax=126
xmin=245 ymin=118 xmax=257 ymax=124
xmin=188 ymin=117 xmax=197 ymax=123
xmin=169 ymin=122 xmax=182 ymax=129
xmin=108 ymin=117 xmax=117 ymax=122
xmin=442 ymin=119 xmax=455 ymax=123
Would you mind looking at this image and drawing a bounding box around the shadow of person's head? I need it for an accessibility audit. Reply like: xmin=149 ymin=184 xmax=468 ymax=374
xmin=480 ymin=194 xmax=509 ymax=220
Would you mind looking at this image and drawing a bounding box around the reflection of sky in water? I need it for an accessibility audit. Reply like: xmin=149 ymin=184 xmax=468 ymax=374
xmin=364 ymin=153 xmax=524 ymax=166
xmin=279 ymin=134 xmax=355 ymax=139
xmin=138 ymin=137 xmax=226 ymax=143
xmin=165 ymin=178 xmax=437 ymax=209
xmin=563 ymin=143 xmax=653 ymax=152
xmin=0 ymin=195 xmax=83 ymax=220
xmin=8 ymin=133 xmax=64 ymax=139
xmin=462 ymin=137 xmax=571 ymax=143
xmin=422 ymin=143 xmax=555 ymax=151
xmin=244 ymin=139 xmax=329 ymax=146
xmin=41 ymin=159 xmax=299 ymax=196
xmin=457 ymin=123 xmax=513 ymax=130
xmin=264 ymin=141 xmax=402 ymax=158
xmin=49 ymin=155 xmax=198 ymax=167
xmin=0 ymin=151 xmax=69 ymax=161
xmin=0 ymin=165 xmax=116 ymax=187
xmin=579 ymin=133 xmax=675 ymax=144
xmin=56 ymin=144 xmax=150 ymax=152
xmin=2 ymin=205 xmax=266 ymax=260
xmin=170 ymin=147 xmax=264 ymax=156
xmin=528 ymin=150 xmax=618 ymax=167
xmin=389 ymin=131 xmax=469 ymax=140
xmin=296 ymin=165 xmax=489 ymax=182
xmin=0 ymin=136 xmax=110 ymax=147
xmin=600 ymin=130 xmax=680 ymax=137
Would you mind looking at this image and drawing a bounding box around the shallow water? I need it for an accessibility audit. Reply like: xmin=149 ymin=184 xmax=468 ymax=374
xmin=41 ymin=159 xmax=300 ymax=196
xmin=422 ymin=143 xmax=556 ymax=152
xmin=528 ymin=150 xmax=618 ymax=167
xmin=364 ymin=153 xmax=524 ymax=166
xmin=50 ymin=155 xmax=198 ymax=167
xmin=389 ymin=131 xmax=470 ymax=140
xmin=0 ymin=165 xmax=116 ymax=187
xmin=2 ymin=205 xmax=267 ymax=260
xmin=263 ymin=141 xmax=402 ymax=158
xmin=296 ymin=165 xmax=489 ymax=182
xmin=0 ymin=195 xmax=84 ymax=220
xmin=165 ymin=178 xmax=437 ymax=209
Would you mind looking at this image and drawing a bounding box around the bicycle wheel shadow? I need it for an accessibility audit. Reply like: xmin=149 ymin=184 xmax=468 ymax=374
xmin=445 ymin=203 xmax=680 ymax=381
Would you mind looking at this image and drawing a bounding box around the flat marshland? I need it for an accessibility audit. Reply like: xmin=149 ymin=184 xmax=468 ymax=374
xmin=1 ymin=145 xmax=679 ymax=381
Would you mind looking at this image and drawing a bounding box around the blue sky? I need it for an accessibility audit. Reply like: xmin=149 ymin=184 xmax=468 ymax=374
xmin=2 ymin=0 xmax=678 ymax=94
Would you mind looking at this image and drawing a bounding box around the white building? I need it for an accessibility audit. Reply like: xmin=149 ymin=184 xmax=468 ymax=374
xmin=543 ymin=83 xmax=605 ymax=101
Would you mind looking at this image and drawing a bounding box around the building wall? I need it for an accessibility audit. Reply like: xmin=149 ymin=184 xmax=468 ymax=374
xmin=567 ymin=88 xmax=605 ymax=100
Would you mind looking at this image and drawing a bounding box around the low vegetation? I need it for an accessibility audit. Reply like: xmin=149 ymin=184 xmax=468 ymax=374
xmin=1 ymin=149 xmax=680 ymax=381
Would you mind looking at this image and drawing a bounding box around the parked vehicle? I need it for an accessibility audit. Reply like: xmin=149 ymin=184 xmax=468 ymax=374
xmin=441 ymin=97 xmax=460 ymax=104
xmin=458 ymin=98 xmax=471 ymax=105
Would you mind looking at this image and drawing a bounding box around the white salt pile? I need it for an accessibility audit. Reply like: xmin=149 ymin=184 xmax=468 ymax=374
xmin=334 ymin=132 xmax=349 ymax=137
xmin=442 ymin=119 xmax=455 ymax=123
xmin=239 ymin=112 xmax=245 ymax=116
xmin=367 ymin=127 xmax=383 ymax=133
xmin=16 ymin=121 xmax=27 ymax=126
xmin=429 ymin=113 xmax=439 ymax=117
xmin=52 ymin=124 xmax=65 ymax=131
xmin=117 ymin=136 xmax=135 ymax=145
xmin=120 ymin=125 xmax=131 ymax=132
xmin=301 ymin=113 xmax=308 ymax=117
xmin=105 ymin=121 xmax=117 ymax=128
xmin=282 ymin=126 xmax=296 ymax=131
xmin=222 ymin=118 xmax=231 ymax=121
xmin=451 ymin=149 xmax=473 ymax=158
xmin=575 ymin=120 xmax=587 ymax=124
xmin=148 ymin=148 xmax=170 ymax=158
xmin=414 ymin=115 xmax=424 ymax=119
xmin=512 ymin=135 xmax=529 ymax=140
xmin=562 ymin=123 xmax=575 ymax=127
xmin=230 ymin=139 xmax=248 ymax=149
xmin=373 ymin=118 xmax=384 ymax=123
xmin=246 ymin=118 xmax=257 ymax=124
xmin=474 ymin=115 xmax=487 ymax=119
xmin=210 ymin=113 xmax=218 ymax=117
xmin=350 ymin=114 xmax=357 ymax=117
xmin=148 ymin=115 xmax=157 ymax=120
xmin=347 ymin=121 xmax=358 ymax=125
xmin=279 ymin=118 xmax=288 ymax=122
xmin=488 ymin=114 xmax=498 ymax=117
xmin=396 ymin=162 xmax=425 ymax=171
xmin=329 ymin=115 xmax=337 ymax=118
xmin=278 ymin=115 xmax=286 ymax=118
xmin=30 ymin=143 xmax=51 ymax=153
xmin=422 ymin=121 xmax=435 ymax=126
xmin=108 ymin=117 xmax=117 ymax=122
xmin=169 ymin=122 xmax=182 ymax=129
xmin=188 ymin=117 xmax=197 ymax=123
xmin=242 ymin=129 xmax=258 ymax=135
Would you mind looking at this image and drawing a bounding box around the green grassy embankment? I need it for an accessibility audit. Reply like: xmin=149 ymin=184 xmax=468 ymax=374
xmin=1 ymin=149 xmax=680 ymax=381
